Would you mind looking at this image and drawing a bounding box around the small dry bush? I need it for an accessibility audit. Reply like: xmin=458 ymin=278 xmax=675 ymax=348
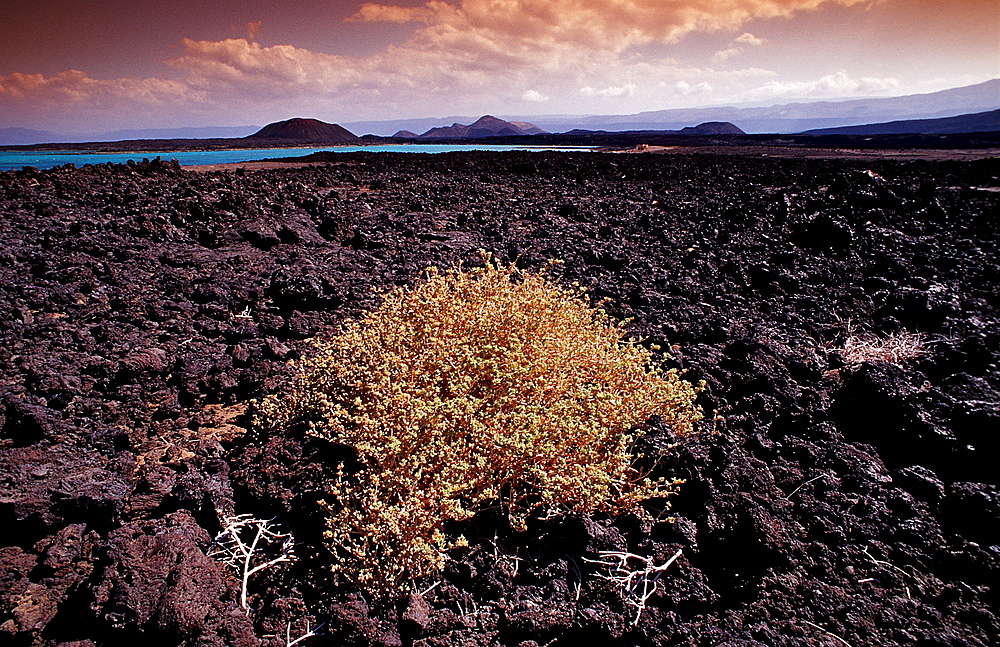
xmin=837 ymin=329 xmax=925 ymax=366
xmin=255 ymin=255 xmax=702 ymax=595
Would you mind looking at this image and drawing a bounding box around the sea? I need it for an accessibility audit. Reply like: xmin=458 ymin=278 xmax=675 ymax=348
xmin=0 ymin=144 xmax=593 ymax=172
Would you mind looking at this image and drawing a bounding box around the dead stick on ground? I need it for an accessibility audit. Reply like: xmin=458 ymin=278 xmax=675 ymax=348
xmin=801 ymin=619 xmax=853 ymax=647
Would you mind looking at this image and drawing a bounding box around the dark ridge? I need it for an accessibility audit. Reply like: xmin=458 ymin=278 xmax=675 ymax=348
xmin=803 ymin=108 xmax=1000 ymax=136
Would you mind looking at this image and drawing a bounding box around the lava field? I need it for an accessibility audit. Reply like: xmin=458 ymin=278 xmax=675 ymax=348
xmin=0 ymin=151 xmax=998 ymax=646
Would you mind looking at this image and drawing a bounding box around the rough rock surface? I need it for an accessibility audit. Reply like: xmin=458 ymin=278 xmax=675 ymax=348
xmin=0 ymin=152 xmax=997 ymax=645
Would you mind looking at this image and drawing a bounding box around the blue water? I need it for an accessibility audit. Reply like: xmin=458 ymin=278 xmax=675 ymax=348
xmin=0 ymin=144 xmax=592 ymax=171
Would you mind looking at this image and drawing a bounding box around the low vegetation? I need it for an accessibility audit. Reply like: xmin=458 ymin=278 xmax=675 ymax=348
xmin=255 ymin=254 xmax=702 ymax=594
xmin=837 ymin=328 xmax=925 ymax=366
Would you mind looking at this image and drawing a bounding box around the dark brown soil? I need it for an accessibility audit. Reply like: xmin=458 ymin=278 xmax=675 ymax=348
xmin=1 ymin=151 xmax=997 ymax=646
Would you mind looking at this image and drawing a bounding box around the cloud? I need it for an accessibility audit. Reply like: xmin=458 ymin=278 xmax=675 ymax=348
xmin=0 ymin=69 xmax=204 ymax=130
xmin=171 ymin=39 xmax=359 ymax=94
xmin=349 ymin=3 xmax=434 ymax=23
xmin=0 ymin=69 xmax=198 ymax=107
xmin=712 ymin=47 xmax=743 ymax=62
xmin=749 ymin=70 xmax=900 ymax=98
xmin=675 ymin=80 xmax=713 ymax=95
xmin=0 ymin=0 xmax=880 ymax=128
xmin=579 ymin=83 xmax=636 ymax=98
xmin=352 ymin=1 xmax=865 ymax=53
xmin=713 ymin=32 xmax=766 ymax=62
xmin=735 ymin=32 xmax=766 ymax=46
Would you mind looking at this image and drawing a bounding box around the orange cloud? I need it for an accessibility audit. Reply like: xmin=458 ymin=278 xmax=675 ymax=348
xmin=2 ymin=0 xmax=935 ymax=129
xmin=349 ymin=2 xmax=436 ymax=23
xmin=352 ymin=0 xmax=867 ymax=52
xmin=0 ymin=70 xmax=197 ymax=106
xmin=0 ymin=69 xmax=204 ymax=130
xmin=170 ymin=38 xmax=360 ymax=94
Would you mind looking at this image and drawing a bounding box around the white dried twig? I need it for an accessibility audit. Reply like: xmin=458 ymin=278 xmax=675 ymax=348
xmin=265 ymin=619 xmax=325 ymax=647
xmin=456 ymin=597 xmax=480 ymax=618
xmin=801 ymin=619 xmax=853 ymax=647
xmin=209 ymin=514 xmax=297 ymax=610
xmin=862 ymin=546 xmax=917 ymax=599
xmin=489 ymin=533 xmax=523 ymax=578
xmin=786 ymin=472 xmax=830 ymax=499
xmin=584 ymin=549 xmax=683 ymax=626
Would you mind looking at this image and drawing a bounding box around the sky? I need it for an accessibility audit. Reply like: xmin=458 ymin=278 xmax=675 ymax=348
xmin=1 ymin=0 xmax=998 ymax=133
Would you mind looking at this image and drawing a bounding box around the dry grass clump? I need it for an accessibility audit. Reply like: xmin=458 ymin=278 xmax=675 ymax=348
xmin=836 ymin=329 xmax=925 ymax=366
xmin=255 ymin=254 xmax=702 ymax=595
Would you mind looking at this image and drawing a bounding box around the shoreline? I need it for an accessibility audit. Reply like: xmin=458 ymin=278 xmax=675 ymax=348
xmin=182 ymin=145 xmax=1000 ymax=172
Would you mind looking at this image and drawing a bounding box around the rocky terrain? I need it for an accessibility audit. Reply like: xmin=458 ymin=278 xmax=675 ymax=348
xmin=0 ymin=150 xmax=997 ymax=646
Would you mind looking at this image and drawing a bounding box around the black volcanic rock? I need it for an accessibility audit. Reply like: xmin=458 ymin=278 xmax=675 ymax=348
xmin=393 ymin=130 xmax=419 ymax=138
xmin=419 ymin=115 xmax=545 ymax=138
xmin=0 ymin=152 xmax=998 ymax=647
xmin=247 ymin=118 xmax=359 ymax=143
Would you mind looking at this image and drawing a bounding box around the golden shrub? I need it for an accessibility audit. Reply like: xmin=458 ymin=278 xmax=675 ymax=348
xmin=254 ymin=254 xmax=702 ymax=595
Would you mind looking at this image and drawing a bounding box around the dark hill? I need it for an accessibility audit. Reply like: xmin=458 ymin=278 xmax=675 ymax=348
xmin=248 ymin=118 xmax=360 ymax=143
xmin=803 ymin=109 xmax=1000 ymax=136
xmin=679 ymin=121 xmax=745 ymax=135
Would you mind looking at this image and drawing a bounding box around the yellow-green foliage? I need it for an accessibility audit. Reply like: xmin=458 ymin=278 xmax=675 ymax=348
xmin=255 ymin=255 xmax=702 ymax=595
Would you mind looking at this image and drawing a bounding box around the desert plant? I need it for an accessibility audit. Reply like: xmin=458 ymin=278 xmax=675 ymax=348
xmin=254 ymin=253 xmax=702 ymax=595
xmin=836 ymin=327 xmax=925 ymax=366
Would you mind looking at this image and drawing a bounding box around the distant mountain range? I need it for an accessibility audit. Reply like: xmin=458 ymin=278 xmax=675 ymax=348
xmin=391 ymin=116 xmax=745 ymax=139
xmin=2 ymin=79 xmax=997 ymax=147
xmin=395 ymin=115 xmax=546 ymax=138
xmin=802 ymin=108 xmax=1000 ymax=136
xmin=101 ymin=125 xmax=259 ymax=141
xmin=528 ymin=79 xmax=1000 ymax=134
xmin=0 ymin=125 xmax=259 ymax=146
xmin=558 ymin=121 xmax=746 ymax=138
xmin=344 ymin=79 xmax=999 ymax=136
xmin=0 ymin=127 xmax=55 ymax=146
